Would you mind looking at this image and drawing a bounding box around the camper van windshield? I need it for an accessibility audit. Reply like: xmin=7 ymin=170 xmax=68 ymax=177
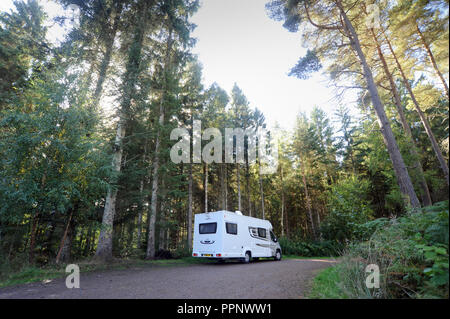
xmin=199 ymin=222 xmax=217 ymax=234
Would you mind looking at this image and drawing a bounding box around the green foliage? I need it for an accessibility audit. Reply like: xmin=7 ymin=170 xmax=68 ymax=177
xmin=320 ymin=176 xmax=374 ymax=242
xmin=171 ymin=242 xmax=192 ymax=259
xmin=360 ymin=217 xmax=390 ymax=238
xmin=288 ymin=49 xmax=322 ymax=79
xmin=278 ymin=237 xmax=342 ymax=257
xmin=416 ymin=244 xmax=449 ymax=287
xmin=308 ymin=265 xmax=348 ymax=299
xmin=334 ymin=201 xmax=449 ymax=298
xmin=0 ymin=0 xmax=49 ymax=104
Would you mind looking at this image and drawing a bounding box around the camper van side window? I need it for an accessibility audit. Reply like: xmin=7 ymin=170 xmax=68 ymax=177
xmin=257 ymin=228 xmax=267 ymax=239
xmin=226 ymin=222 xmax=237 ymax=235
xmin=199 ymin=222 xmax=217 ymax=234
xmin=249 ymin=227 xmax=258 ymax=238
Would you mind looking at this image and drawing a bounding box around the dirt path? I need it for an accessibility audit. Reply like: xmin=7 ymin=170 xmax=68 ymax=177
xmin=0 ymin=258 xmax=336 ymax=299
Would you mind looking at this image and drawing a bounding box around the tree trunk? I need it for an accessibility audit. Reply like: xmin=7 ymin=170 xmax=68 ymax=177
xmin=337 ymin=0 xmax=420 ymax=208
xmin=137 ymin=143 xmax=148 ymax=249
xmin=316 ymin=207 xmax=322 ymax=240
xmin=55 ymin=207 xmax=74 ymax=264
xmin=372 ymin=29 xmax=432 ymax=206
xmin=258 ymin=161 xmax=265 ymax=219
xmin=95 ymin=120 xmax=125 ymax=261
xmin=280 ymin=165 xmax=285 ymax=237
xmin=96 ymin=1 xmax=147 ymax=261
xmin=187 ymin=163 xmax=193 ymax=251
xmin=204 ymin=162 xmax=208 ymax=212
xmin=146 ymin=28 xmax=173 ymax=260
xmin=383 ymin=31 xmax=449 ymax=187
xmin=158 ymin=195 xmax=166 ymax=251
xmin=416 ymin=24 xmax=449 ymax=98
xmin=147 ymin=117 xmax=162 ymax=259
xmin=28 ymin=211 xmax=39 ymax=264
xmin=165 ymin=228 xmax=170 ymax=250
xmin=137 ymin=180 xmax=145 ymax=249
xmin=300 ymin=158 xmax=316 ymax=240
xmin=237 ymin=164 xmax=241 ymax=211
xmin=225 ymin=165 xmax=228 ymax=210
xmin=246 ymin=160 xmax=251 ymax=217
xmin=58 ymin=221 xmax=74 ymax=263
xmin=220 ymin=164 xmax=225 ymax=210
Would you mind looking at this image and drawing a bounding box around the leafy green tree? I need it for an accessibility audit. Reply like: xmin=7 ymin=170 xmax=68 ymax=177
xmin=0 ymin=0 xmax=107 ymax=264
xmin=320 ymin=176 xmax=373 ymax=242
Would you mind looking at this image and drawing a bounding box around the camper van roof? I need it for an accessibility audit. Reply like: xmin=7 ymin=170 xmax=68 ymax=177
xmin=202 ymin=210 xmax=271 ymax=222
xmin=204 ymin=210 xmax=243 ymax=215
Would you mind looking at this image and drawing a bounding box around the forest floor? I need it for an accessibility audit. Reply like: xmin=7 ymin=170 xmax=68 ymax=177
xmin=0 ymin=257 xmax=336 ymax=299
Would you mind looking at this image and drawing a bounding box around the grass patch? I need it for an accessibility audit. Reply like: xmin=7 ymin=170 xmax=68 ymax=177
xmin=283 ymin=255 xmax=338 ymax=260
xmin=307 ymin=265 xmax=347 ymax=299
xmin=0 ymin=266 xmax=66 ymax=288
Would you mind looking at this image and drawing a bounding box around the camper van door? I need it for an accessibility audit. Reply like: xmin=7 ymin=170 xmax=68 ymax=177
xmin=249 ymin=226 xmax=271 ymax=257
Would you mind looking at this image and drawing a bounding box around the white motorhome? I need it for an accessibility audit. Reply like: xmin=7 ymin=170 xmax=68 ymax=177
xmin=192 ymin=210 xmax=282 ymax=263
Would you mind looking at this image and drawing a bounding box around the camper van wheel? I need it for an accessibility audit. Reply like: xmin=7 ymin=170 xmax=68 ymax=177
xmin=242 ymin=252 xmax=251 ymax=263
xmin=274 ymin=250 xmax=282 ymax=261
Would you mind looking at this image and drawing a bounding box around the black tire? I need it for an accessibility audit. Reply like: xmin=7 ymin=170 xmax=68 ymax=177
xmin=253 ymin=257 xmax=260 ymax=261
xmin=274 ymin=250 xmax=282 ymax=261
xmin=242 ymin=251 xmax=251 ymax=263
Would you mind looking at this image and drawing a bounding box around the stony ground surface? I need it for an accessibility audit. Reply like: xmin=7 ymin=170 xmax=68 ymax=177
xmin=0 ymin=258 xmax=336 ymax=299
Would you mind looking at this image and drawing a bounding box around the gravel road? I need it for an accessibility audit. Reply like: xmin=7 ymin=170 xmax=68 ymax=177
xmin=0 ymin=258 xmax=336 ymax=299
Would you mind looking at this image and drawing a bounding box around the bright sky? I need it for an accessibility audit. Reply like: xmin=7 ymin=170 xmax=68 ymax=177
xmin=0 ymin=0 xmax=356 ymax=130
xmin=190 ymin=0 xmax=342 ymax=130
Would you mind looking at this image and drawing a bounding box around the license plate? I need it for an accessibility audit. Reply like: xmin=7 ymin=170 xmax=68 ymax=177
xmin=202 ymin=254 xmax=212 ymax=257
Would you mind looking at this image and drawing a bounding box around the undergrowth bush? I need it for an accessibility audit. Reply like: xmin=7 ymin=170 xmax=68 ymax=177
xmin=278 ymin=237 xmax=343 ymax=257
xmin=171 ymin=243 xmax=191 ymax=259
xmin=334 ymin=200 xmax=449 ymax=298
